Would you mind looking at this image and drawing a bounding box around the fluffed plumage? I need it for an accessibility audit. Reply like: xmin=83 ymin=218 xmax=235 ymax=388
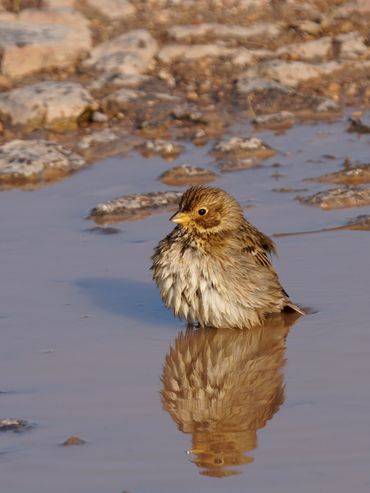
xmin=151 ymin=185 xmax=303 ymax=329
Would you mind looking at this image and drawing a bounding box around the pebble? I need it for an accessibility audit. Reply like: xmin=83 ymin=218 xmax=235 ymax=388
xmin=0 ymin=139 xmax=86 ymax=186
xmin=89 ymin=191 xmax=183 ymax=224
xmin=159 ymin=165 xmax=218 ymax=186
xmin=0 ymin=81 xmax=96 ymax=131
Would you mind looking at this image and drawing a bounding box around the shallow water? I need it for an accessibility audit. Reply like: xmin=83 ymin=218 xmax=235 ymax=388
xmin=1 ymin=117 xmax=370 ymax=492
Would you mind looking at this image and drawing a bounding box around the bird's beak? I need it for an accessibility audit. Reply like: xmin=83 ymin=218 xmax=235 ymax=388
xmin=170 ymin=211 xmax=191 ymax=224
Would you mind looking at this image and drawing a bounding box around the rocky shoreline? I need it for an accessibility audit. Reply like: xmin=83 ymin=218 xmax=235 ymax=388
xmin=0 ymin=0 xmax=370 ymax=216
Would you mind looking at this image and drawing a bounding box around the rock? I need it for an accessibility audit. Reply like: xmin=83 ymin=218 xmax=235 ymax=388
xmin=44 ymin=0 xmax=76 ymax=6
xmin=18 ymin=7 xmax=90 ymax=32
xmin=139 ymin=139 xmax=183 ymax=159
xmin=61 ymin=435 xmax=86 ymax=446
xmin=247 ymin=60 xmax=342 ymax=88
xmin=348 ymin=112 xmax=370 ymax=133
xmin=103 ymin=88 xmax=144 ymax=112
xmin=77 ymin=129 xmax=119 ymax=150
xmin=218 ymin=158 xmax=260 ymax=172
xmin=0 ymin=139 xmax=86 ymax=187
xmin=158 ymin=44 xmax=232 ymax=64
xmin=0 ymin=419 xmax=32 ymax=432
xmin=159 ymin=165 xmax=218 ymax=186
xmin=277 ymin=37 xmax=333 ymax=61
xmin=167 ymin=22 xmax=282 ymax=42
xmin=336 ymin=32 xmax=369 ymax=60
xmin=297 ymin=187 xmax=370 ymax=210
xmin=214 ymin=137 xmax=276 ymax=160
xmin=337 ymin=0 xmax=370 ymax=14
xmin=89 ymin=73 xmax=150 ymax=92
xmin=0 ymin=81 xmax=96 ymax=131
xmin=311 ymin=164 xmax=370 ymax=185
xmin=83 ymin=30 xmax=158 ymax=76
xmin=274 ymin=215 xmax=370 ymax=237
xmin=84 ymin=0 xmax=136 ymax=20
xmin=0 ymin=9 xmax=91 ymax=79
xmin=89 ymin=191 xmax=183 ymax=224
xmin=237 ymin=77 xmax=340 ymax=117
xmin=252 ymin=111 xmax=295 ymax=129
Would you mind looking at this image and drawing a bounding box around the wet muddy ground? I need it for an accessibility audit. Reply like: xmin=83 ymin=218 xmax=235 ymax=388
xmin=1 ymin=115 xmax=370 ymax=492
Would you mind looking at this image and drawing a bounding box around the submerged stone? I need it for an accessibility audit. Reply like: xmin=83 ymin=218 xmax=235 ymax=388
xmin=214 ymin=137 xmax=276 ymax=159
xmin=89 ymin=191 xmax=183 ymax=224
xmin=312 ymin=164 xmax=370 ymax=185
xmin=0 ymin=418 xmax=33 ymax=432
xmin=297 ymin=187 xmax=370 ymax=209
xmin=139 ymin=139 xmax=184 ymax=159
xmin=159 ymin=165 xmax=218 ymax=186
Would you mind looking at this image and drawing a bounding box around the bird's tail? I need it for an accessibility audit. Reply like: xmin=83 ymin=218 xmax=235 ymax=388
xmin=284 ymin=300 xmax=306 ymax=315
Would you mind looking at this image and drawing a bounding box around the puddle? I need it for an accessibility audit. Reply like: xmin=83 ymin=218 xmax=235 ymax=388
xmin=0 ymin=117 xmax=370 ymax=492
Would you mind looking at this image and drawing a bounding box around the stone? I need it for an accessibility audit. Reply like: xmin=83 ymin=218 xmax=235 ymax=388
xmin=77 ymin=129 xmax=119 ymax=150
xmin=0 ymin=9 xmax=91 ymax=79
xmin=158 ymin=44 xmax=232 ymax=64
xmin=348 ymin=112 xmax=370 ymax=133
xmin=61 ymin=435 xmax=86 ymax=446
xmin=297 ymin=187 xmax=370 ymax=209
xmin=214 ymin=137 xmax=276 ymax=159
xmin=312 ymin=164 xmax=370 ymax=185
xmin=44 ymin=0 xmax=76 ymax=6
xmin=237 ymin=77 xmax=340 ymax=117
xmin=103 ymin=88 xmax=144 ymax=112
xmin=250 ymin=60 xmax=342 ymax=87
xmin=0 ymin=81 xmax=96 ymax=131
xmin=0 ymin=418 xmax=32 ymax=432
xmin=89 ymin=73 xmax=150 ymax=92
xmin=218 ymin=158 xmax=260 ymax=173
xmin=277 ymin=37 xmax=333 ymax=61
xmin=159 ymin=165 xmax=218 ymax=186
xmin=167 ymin=22 xmax=281 ymax=42
xmin=18 ymin=7 xmax=90 ymax=31
xmin=89 ymin=191 xmax=183 ymax=224
xmin=0 ymin=139 xmax=86 ymax=186
xmin=83 ymin=30 xmax=158 ymax=76
xmin=337 ymin=32 xmax=369 ymax=60
xmin=139 ymin=139 xmax=183 ymax=159
xmin=91 ymin=111 xmax=108 ymax=123
xmin=84 ymin=0 xmax=136 ymax=20
xmin=252 ymin=111 xmax=295 ymax=129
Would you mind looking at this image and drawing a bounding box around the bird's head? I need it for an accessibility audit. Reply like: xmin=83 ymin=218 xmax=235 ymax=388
xmin=170 ymin=186 xmax=244 ymax=235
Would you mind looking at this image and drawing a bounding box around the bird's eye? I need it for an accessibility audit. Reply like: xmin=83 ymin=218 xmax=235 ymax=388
xmin=198 ymin=208 xmax=207 ymax=216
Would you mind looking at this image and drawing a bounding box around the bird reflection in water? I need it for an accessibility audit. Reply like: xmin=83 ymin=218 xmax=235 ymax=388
xmin=161 ymin=312 xmax=301 ymax=477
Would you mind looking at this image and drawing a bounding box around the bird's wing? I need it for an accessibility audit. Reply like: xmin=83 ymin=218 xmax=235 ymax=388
xmin=241 ymin=224 xmax=277 ymax=267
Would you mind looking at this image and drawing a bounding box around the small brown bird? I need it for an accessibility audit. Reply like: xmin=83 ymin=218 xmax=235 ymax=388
xmin=151 ymin=186 xmax=303 ymax=329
